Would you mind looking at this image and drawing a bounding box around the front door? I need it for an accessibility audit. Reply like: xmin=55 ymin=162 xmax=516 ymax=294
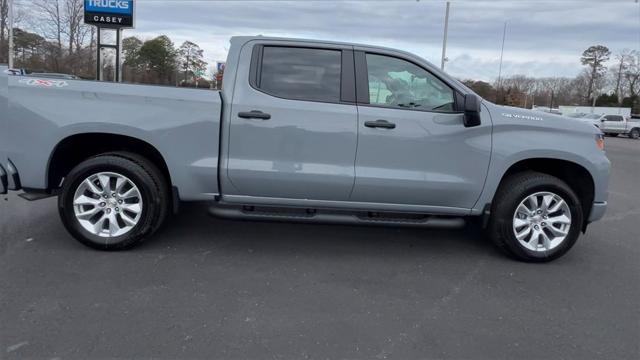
xmin=350 ymin=52 xmax=492 ymax=210
xmin=225 ymin=44 xmax=358 ymax=201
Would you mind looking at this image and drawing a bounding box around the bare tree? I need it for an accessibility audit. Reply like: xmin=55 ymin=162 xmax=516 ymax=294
xmin=178 ymin=41 xmax=207 ymax=84
xmin=623 ymin=51 xmax=640 ymax=104
xmin=31 ymin=0 xmax=62 ymax=50
xmin=611 ymin=49 xmax=634 ymax=105
xmin=0 ymin=0 xmax=8 ymax=63
xmin=62 ymin=0 xmax=83 ymax=54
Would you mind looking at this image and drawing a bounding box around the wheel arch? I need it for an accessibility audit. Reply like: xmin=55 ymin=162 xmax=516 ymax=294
xmin=47 ymin=133 xmax=172 ymax=192
xmin=492 ymin=158 xmax=595 ymax=228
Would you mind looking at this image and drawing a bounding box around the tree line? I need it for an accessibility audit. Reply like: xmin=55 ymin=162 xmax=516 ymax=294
xmin=464 ymin=46 xmax=640 ymax=112
xmin=1 ymin=0 xmax=213 ymax=87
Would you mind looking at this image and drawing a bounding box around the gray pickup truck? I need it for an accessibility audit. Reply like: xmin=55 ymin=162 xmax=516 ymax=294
xmin=1 ymin=36 xmax=610 ymax=262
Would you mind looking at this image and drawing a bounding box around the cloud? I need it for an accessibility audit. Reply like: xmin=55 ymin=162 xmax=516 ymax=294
xmin=26 ymin=0 xmax=640 ymax=80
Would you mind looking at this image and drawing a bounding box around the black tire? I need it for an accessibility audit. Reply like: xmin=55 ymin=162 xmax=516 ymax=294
xmin=629 ymin=128 xmax=640 ymax=139
xmin=58 ymin=152 xmax=170 ymax=250
xmin=488 ymin=171 xmax=583 ymax=262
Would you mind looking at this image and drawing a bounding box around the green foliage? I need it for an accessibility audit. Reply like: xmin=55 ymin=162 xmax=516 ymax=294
xmin=595 ymin=93 xmax=619 ymax=107
xmin=137 ymin=35 xmax=178 ymax=81
xmin=122 ymin=36 xmax=143 ymax=68
xmin=580 ymin=45 xmax=611 ymax=103
xmin=14 ymin=28 xmax=46 ymax=52
xmin=621 ymin=96 xmax=639 ymax=108
xmin=581 ymin=45 xmax=611 ymax=70
xmin=462 ymin=80 xmax=495 ymax=100
xmin=178 ymin=41 xmax=207 ymax=83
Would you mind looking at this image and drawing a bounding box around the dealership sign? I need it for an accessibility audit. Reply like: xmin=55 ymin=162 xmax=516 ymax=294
xmin=84 ymin=0 xmax=134 ymax=28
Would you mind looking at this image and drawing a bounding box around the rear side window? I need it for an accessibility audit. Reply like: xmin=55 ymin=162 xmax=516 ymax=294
xmin=258 ymin=47 xmax=342 ymax=103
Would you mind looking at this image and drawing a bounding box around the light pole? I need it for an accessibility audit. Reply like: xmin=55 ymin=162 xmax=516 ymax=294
xmin=496 ymin=21 xmax=507 ymax=103
xmin=8 ymin=0 xmax=14 ymax=68
xmin=440 ymin=1 xmax=450 ymax=70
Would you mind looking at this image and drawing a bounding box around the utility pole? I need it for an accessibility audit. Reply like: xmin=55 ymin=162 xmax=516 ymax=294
xmin=496 ymin=21 xmax=507 ymax=103
xmin=440 ymin=1 xmax=450 ymax=70
xmin=615 ymin=54 xmax=625 ymax=105
xmin=8 ymin=0 xmax=14 ymax=69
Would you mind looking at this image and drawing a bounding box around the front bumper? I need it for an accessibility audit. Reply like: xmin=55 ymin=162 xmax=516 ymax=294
xmin=588 ymin=201 xmax=608 ymax=222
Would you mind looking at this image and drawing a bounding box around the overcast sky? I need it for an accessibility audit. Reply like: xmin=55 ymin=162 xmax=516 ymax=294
xmin=35 ymin=0 xmax=640 ymax=81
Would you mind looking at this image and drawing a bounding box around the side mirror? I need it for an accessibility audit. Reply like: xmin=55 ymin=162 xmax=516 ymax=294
xmin=463 ymin=94 xmax=482 ymax=128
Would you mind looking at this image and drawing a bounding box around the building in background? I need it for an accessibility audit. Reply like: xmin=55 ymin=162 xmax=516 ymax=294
xmin=559 ymin=106 xmax=632 ymax=117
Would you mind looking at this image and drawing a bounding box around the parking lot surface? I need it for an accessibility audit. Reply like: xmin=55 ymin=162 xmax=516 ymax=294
xmin=1 ymin=137 xmax=639 ymax=359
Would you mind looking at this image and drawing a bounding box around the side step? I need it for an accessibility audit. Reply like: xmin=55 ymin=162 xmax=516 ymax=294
xmin=209 ymin=205 xmax=466 ymax=229
xmin=18 ymin=191 xmax=56 ymax=201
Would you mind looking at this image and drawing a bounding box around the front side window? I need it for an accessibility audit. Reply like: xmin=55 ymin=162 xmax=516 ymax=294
xmin=604 ymin=115 xmax=623 ymax=121
xmin=258 ymin=46 xmax=342 ymax=103
xmin=365 ymin=53 xmax=455 ymax=111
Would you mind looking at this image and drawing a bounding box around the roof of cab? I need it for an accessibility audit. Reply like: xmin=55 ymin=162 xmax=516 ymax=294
xmin=229 ymin=35 xmax=416 ymax=58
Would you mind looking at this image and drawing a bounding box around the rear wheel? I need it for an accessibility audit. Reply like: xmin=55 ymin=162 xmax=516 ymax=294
xmin=488 ymin=172 xmax=583 ymax=262
xmin=629 ymin=128 xmax=639 ymax=139
xmin=58 ymin=152 xmax=170 ymax=250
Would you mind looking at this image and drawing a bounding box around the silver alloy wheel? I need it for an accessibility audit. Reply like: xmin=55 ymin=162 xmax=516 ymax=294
xmin=512 ymin=191 xmax=572 ymax=252
xmin=73 ymin=172 xmax=143 ymax=238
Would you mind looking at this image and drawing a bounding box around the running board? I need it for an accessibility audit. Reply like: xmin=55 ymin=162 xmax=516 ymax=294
xmin=208 ymin=205 xmax=466 ymax=229
xmin=18 ymin=191 xmax=56 ymax=201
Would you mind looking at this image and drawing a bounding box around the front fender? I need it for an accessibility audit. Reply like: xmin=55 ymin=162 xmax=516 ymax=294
xmin=473 ymin=123 xmax=610 ymax=212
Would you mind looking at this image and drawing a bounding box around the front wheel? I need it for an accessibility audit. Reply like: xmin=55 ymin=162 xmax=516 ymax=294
xmin=58 ymin=152 xmax=170 ymax=250
xmin=629 ymin=128 xmax=639 ymax=139
xmin=488 ymin=172 xmax=583 ymax=262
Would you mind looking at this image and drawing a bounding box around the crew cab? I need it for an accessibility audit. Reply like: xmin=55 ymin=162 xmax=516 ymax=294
xmin=0 ymin=36 xmax=610 ymax=262
xmin=600 ymin=114 xmax=640 ymax=139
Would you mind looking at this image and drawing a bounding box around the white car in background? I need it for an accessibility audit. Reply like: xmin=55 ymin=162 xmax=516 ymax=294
xmin=600 ymin=114 xmax=640 ymax=139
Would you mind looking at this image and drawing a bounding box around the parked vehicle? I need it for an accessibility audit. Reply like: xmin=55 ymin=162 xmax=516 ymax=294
xmin=600 ymin=114 xmax=640 ymax=139
xmin=533 ymin=107 xmax=562 ymax=116
xmin=0 ymin=36 xmax=611 ymax=262
xmin=27 ymin=72 xmax=81 ymax=80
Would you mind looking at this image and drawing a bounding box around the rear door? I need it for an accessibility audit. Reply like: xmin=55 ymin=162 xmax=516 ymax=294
xmin=224 ymin=43 xmax=359 ymax=201
xmin=602 ymin=115 xmax=625 ymax=133
xmin=350 ymin=51 xmax=492 ymax=210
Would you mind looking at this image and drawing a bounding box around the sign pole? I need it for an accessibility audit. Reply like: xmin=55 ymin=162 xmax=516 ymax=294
xmin=84 ymin=0 xmax=134 ymax=82
xmin=116 ymin=28 xmax=122 ymax=82
xmin=96 ymin=27 xmax=102 ymax=81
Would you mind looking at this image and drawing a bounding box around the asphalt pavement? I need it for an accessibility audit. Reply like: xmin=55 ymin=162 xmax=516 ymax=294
xmin=1 ymin=137 xmax=639 ymax=360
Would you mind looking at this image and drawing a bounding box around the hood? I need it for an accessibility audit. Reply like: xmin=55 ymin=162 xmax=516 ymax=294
xmin=486 ymin=103 xmax=601 ymax=135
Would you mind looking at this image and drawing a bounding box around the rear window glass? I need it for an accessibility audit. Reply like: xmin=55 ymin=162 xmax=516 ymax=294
xmin=259 ymin=47 xmax=342 ymax=103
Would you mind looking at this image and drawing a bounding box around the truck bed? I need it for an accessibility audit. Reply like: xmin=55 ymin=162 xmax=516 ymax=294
xmin=1 ymin=67 xmax=223 ymax=200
